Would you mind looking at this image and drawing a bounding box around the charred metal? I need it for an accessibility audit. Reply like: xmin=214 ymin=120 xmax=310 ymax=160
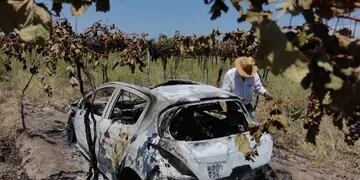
xmin=68 ymin=80 xmax=275 ymax=180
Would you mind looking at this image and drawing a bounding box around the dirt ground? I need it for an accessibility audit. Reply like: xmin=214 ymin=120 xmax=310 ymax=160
xmin=0 ymin=92 xmax=359 ymax=180
xmin=0 ymin=92 xmax=91 ymax=180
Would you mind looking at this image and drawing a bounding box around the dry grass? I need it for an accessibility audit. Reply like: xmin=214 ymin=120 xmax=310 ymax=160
xmin=0 ymin=86 xmax=18 ymax=138
xmin=256 ymin=75 xmax=360 ymax=174
xmin=0 ymin=88 xmax=5 ymax=104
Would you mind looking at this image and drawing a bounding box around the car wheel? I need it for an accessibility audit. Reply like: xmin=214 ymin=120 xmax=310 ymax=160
xmin=264 ymin=165 xmax=277 ymax=180
xmin=66 ymin=116 xmax=76 ymax=144
xmin=118 ymin=168 xmax=141 ymax=180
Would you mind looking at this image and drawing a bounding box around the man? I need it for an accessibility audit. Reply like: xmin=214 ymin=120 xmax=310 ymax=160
xmin=222 ymin=56 xmax=272 ymax=120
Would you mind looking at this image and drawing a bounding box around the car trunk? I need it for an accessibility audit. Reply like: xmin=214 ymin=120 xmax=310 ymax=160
xmin=162 ymin=100 xmax=273 ymax=179
xmin=165 ymin=132 xmax=272 ymax=179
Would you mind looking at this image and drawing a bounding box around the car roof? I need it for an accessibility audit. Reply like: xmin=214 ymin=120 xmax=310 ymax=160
xmin=151 ymin=84 xmax=237 ymax=103
xmin=103 ymin=80 xmax=238 ymax=104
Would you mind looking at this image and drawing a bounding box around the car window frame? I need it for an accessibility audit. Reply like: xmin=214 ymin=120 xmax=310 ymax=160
xmin=105 ymin=85 xmax=151 ymax=126
xmin=158 ymin=98 xmax=254 ymax=139
xmin=78 ymin=85 xmax=118 ymax=118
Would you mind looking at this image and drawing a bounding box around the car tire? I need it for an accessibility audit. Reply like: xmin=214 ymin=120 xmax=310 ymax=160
xmin=66 ymin=116 xmax=76 ymax=144
xmin=264 ymin=165 xmax=277 ymax=180
xmin=118 ymin=168 xmax=141 ymax=180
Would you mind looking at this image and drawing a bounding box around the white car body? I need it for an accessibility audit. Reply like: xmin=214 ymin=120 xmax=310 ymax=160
xmin=68 ymin=80 xmax=274 ymax=180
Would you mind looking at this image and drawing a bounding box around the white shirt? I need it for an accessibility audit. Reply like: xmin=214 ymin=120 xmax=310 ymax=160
xmin=221 ymin=68 xmax=267 ymax=105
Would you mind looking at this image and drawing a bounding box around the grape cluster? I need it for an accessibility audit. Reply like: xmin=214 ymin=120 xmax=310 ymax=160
xmin=346 ymin=105 xmax=360 ymax=144
xmin=304 ymin=92 xmax=323 ymax=144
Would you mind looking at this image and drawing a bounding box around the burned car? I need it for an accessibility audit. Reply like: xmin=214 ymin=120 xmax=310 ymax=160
xmin=67 ymin=80 xmax=274 ymax=180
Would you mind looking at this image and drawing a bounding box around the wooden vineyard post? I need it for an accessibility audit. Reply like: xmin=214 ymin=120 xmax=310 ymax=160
xmin=147 ymin=49 xmax=151 ymax=84
xmin=216 ymin=58 xmax=225 ymax=87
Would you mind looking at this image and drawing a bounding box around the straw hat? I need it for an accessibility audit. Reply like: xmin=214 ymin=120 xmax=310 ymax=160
xmin=235 ymin=56 xmax=258 ymax=77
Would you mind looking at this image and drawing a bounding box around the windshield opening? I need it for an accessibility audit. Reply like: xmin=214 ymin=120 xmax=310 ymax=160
xmin=168 ymin=100 xmax=249 ymax=141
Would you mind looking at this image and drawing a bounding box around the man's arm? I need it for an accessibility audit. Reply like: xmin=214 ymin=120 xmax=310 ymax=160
xmin=221 ymin=71 xmax=232 ymax=92
xmin=254 ymin=73 xmax=273 ymax=100
xmin=254 ymin=73 xmax=266 ymax=95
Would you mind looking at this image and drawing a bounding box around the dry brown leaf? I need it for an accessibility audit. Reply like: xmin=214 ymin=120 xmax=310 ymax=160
xmin=234 ymin=134 xmax=252 ymax=156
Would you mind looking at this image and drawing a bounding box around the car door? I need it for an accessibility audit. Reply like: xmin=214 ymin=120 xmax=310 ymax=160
xmin=73 ymin=86 xmax=116 ymax=153
xmin=97 ymin=86 xmax=149 ymax=179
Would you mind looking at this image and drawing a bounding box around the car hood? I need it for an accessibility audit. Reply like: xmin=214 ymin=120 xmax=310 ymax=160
xmin=162 ymin=132 xmax=273 ymax=180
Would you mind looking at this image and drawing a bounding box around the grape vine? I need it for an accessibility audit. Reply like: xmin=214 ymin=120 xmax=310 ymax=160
xmin=2 ymin=16 xmax=360 ymax=146
xmin=0 ymin=20 xmax=150 ymax=179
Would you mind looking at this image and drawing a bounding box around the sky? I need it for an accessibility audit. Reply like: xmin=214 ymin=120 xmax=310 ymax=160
xmin=41 ymin=0 xmax=359 ymax=38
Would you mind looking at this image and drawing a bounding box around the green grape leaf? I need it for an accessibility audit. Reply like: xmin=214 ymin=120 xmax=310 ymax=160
xmin=347 ymin=40 xmax=360 ymax=59
xmin=299 ymin=0 xmax=312 ymax=9
xmin=325 ymin=74 xmax=343 ymax=90
xmin=71 ymin=4 xmax=88 ymax=16
xmin=209 ymin=0 xmax=229 ymax=20
xmin=329 ymin=81 xmax=360 ymax=116
xmin=276 ymin=0 xmax=300 ymax=15
xmin=336 ymin=33 xmax=360 ymax=59
xmin=15 ymin=24 xmax=50 ymax=44
xmin=96 ymin=0 xmax=110 ymax=12
xmin=231 ymin=0 xmax=242 ymax=11
xmin=335 ymin=33 xmax=352 ymax=47
xmin=255 ymin=18 xmax=309 ymax=83
xmin=52 ymin=1 xmax=62 ymax=16
xmin=244 ymin=11 xmax=272 ymax=24
xmin=317 ymin=61 xmax=333 ymax=72
xmin=0 ymin=0 xmax=52 ymax=44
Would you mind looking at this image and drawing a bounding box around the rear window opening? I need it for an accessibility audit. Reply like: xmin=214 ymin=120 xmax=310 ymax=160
xmin=168 ymin=100 xmax=249 ymax=141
